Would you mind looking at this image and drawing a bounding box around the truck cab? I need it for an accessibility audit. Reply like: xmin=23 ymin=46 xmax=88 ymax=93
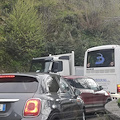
xmin=29 ymin=51 xmax=75 ymax=76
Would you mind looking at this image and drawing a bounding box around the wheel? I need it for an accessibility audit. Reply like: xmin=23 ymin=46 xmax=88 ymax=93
xmin=48 ymin=116 xmax=60 ymax=120
xmin=48 ymin=112 xmax=60 ymax=120
xmin=51 ymin=117 xmax=60 ymax=120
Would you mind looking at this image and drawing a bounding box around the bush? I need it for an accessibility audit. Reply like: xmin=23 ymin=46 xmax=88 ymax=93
xmin=117 ymin=98 xmax=120 ymax=107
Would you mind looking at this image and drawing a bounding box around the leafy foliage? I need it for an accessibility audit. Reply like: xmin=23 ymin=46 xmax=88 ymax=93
xmin=1 ymin=0 xmax=44 ymax=72
xmin=1 ymin=0 xmax=120 ymax=72
xmin=117 ymin=98 xmax=120 ymax=107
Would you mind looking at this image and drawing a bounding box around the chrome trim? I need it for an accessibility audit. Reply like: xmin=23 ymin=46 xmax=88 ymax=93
xmin=0 ymin=99 xmax=19 ymax=102
xmin=85 ymin=103 xmax=103 ymax=108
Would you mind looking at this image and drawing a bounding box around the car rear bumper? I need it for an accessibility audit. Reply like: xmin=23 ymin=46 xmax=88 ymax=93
xmin=0 ymin=114 xmax=48 ymax=120
xmin=111 ymin=93 xmax=120 ymax=100
xmin=21 ymin=115 xmax=47 ymax=120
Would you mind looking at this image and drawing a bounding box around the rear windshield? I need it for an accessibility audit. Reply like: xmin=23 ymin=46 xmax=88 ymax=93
xmin=0 ymin=76 xmax=38 ymax=93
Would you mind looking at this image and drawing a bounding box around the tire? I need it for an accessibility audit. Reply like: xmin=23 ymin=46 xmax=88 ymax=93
xmin=50 ymin=117 xmax=60 ymax=120
xmin=48 ymin=112 xmax=60 ymax=120
xmin=49 ymin=116 xmax=60 ymax=120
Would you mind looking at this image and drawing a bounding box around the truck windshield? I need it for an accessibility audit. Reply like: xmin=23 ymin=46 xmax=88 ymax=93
xmin=30 ymin=60 xmax=51 ymax=73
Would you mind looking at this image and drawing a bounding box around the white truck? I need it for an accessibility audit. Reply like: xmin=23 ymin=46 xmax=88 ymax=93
xmin=29 ymin=51 xmax=78 ymax=76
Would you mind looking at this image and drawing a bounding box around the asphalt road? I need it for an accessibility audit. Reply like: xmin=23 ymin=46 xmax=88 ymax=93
xmin=86 ymin=112 xmax=108 ymax=120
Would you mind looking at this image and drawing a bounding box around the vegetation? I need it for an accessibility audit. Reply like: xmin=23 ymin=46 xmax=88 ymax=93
xmin=96 ymin=113 xmax=110 ymax=120
xmin=117 ymin=98 xmax=120 ymax=107
xmin=1 ymin=0 xmax=120 ymax=72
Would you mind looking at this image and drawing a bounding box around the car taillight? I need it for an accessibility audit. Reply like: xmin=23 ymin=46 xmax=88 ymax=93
xmin=117 ymin=84 xmax=120 ymax=93
xmin=24 ymin=98 xmax=41 ymax=116
xmin=0 ymin=75 xmax=15 ymax=78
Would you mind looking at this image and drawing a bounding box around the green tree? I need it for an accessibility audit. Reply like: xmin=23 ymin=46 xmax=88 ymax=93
xmin=3 ymin=0 xmax=44 ymax=72
xmin=1 ymin=0 xmax=120 ymax=72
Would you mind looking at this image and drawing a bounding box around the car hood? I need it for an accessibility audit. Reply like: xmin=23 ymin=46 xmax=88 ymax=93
xmin=78 ymin=88 xmax=94 ymax=93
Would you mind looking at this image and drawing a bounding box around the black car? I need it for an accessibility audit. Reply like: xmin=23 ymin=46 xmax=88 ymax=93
xmin=0 ymin=73 xmax=85 ymax=120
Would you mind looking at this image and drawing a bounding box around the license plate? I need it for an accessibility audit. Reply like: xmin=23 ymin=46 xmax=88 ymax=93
xmin=0 ymin=104 xmax=6 ymax=111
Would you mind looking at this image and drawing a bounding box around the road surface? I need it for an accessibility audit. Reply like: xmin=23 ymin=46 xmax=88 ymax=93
xmin=86 ymin=112 xmax=108 ymax=120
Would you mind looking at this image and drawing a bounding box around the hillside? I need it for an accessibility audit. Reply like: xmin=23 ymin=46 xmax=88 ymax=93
xmin=1 ymin=0 xmax=120 ymax=72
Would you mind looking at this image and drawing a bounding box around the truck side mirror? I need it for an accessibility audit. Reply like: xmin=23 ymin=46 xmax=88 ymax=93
xmin=51 ymin=62 xmax=59 ymax=73
xmin=51 ymin=61 xmax=63 ymax=73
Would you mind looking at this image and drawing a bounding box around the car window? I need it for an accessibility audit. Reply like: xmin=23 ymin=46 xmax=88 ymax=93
xmin=59 ymin=77 xmax=73 ymax=95
xmin=46 ymin=76 xmax=60 ymax=93
xmin=66 ymin=78 xmax=99 ymax=90
xmin=66 ymin=78 xmax=85 ymax=89
xmin=0 ymin=76 xmax=38 ymax=93
xmin=76 ymin=78 xmax=99 ymax=90
xmin=77 ymin=78 xmax=89 ymax=89
xmin=85 ymin=78 xmax=99 ymax=90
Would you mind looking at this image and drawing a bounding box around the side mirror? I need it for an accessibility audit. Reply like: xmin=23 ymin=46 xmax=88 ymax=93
xmin=99 ymin=86 xmax=103 ymax=90
xmin=66 ymin=87 xmax=70 ymax=91
xmin=74 ymin=89 xmax=81 ymax=96
xmin=51 ymin=62 xmax=59 ymax=73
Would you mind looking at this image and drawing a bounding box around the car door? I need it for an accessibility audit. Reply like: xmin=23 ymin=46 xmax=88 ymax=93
xmin=86 ymin=78 xmax=105 ymax=107
xmin=47 ymin=75 xmax=73 ymax=119
xmin=72 ymin=78 xmax=95 ymax=110
xmin=92 ymin=89 xmax=105 ymax=107
xmin=80 ymin=88 xmax=94 ymax=107
xmin=58 ymin=77 xmax=82 ymax=120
